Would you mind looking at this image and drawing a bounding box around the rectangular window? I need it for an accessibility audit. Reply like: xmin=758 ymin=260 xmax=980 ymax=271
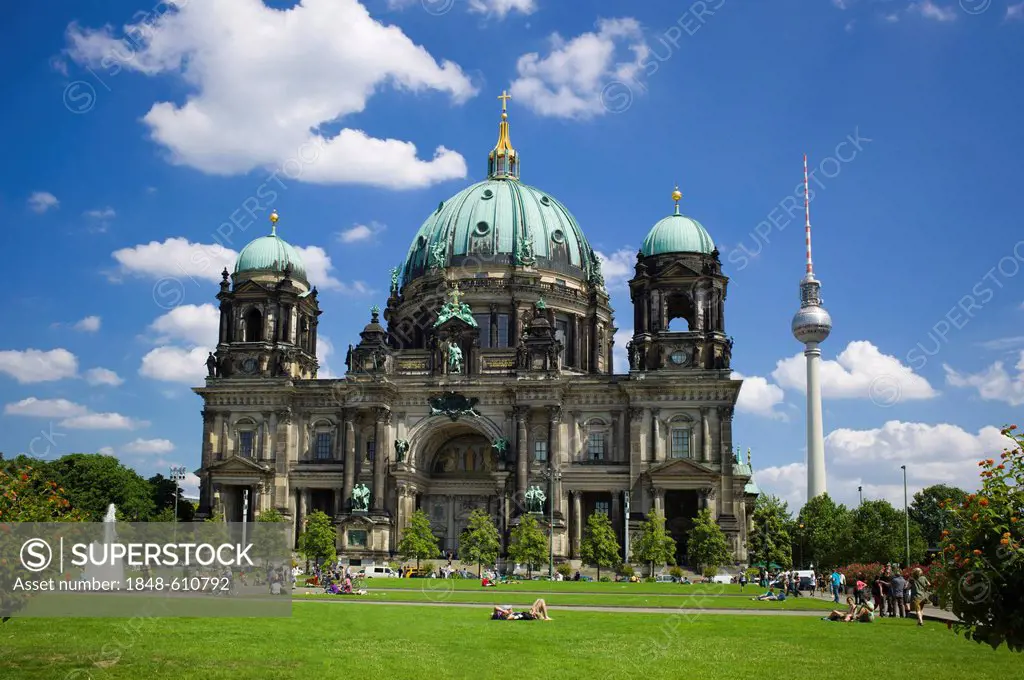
xmin=534 ymin=440 xmax=547 ymax=463
xmin=595 ymin=500 xmax=610 ymax=516
xmin=347 ymin=530 xmax=368 ymax=547
xmin=367 ymin=439 xmax=376 ymax=462
xmin=239 ymin=431 xmax=255 ymax=458
xmin=474 ymin=314 xmax=491 ymax=348
xmin=315 ymin=432 xmax=332 ymax=460
xmin=496 ymin=314 xmax=510 ymax=348
xmin=587 ymin=432 xmax=605 ymax=461
xmin=670 ymin=428 xmax=691 ymax=459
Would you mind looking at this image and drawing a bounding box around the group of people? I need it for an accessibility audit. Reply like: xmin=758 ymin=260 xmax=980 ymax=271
xmin=491 ymin=599 xmax=553 ymax=621
xmin=823 ymin=565 xmax=931 ymax=625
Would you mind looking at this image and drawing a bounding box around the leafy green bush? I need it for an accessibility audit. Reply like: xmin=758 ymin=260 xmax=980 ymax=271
xmin=556 ymin=563 xmax=573 ymax=579
xmin=668 ymin=566 xmax=684 ymax=579
xmin=617 ymin=563 xmax=635 ymax=578
xmin=599 ymin=576 xmax=611 ymax=582
xmin=422 ymin=561 xmax=435 ymax=576
xmin=703 ymin=566 xmax=719 ymax=579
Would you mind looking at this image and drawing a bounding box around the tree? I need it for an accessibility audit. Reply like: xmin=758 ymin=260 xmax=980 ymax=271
xmin=748 ymin=495 xmax=793 ymax=569
xmin=507 ymin=515 xmax=547 ymax=578
xmin=796 ymin=493 xmax=851 ymax=569
xmin=253 ymin=508 xmax=288 ymax=568
xmin=845 ymin=499 xmax=926 ymax=566
xmin=579 ymin=511 xmax=620 ymax=580
xmin=297 ymin=511 xmax=336 ymax=568
xmin=458 ymin=509 xmax=501 ymax=576
xmin=631 ymin=510 xmax=676 ymax=576
xmin=687 ymin=508 xmax=731 ymax=575
xmin=46 ymin=453 xmax=155 ymax=520
xmin=937 ymin=425 xmax=1024 ymax=652
xmin=1 ymin=464 xmax=85 ymax=622
xmin=911 ymin=484 xmax=968 ymax=550
xmin=148 ymin=473 xmax=195 ymax=522
xmin=397 ymin=510 xmax=440 ymax=568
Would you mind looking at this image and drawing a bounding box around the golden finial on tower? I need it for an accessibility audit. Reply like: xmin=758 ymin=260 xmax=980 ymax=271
xmin=269 ymin=209 xmax=279 ymax=235
xmin=489 ymin=89 xmax=519 ymax=179
xmin=498 ymin=90 xmax=512 ymax=117
xmin=672 ymin=186 xmax=682 ymax=215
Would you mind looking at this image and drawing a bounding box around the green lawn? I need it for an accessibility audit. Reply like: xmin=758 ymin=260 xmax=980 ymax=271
xmin=1 ymin=603 xmax=1015 ymax=679
xmin=353 ymin=578 xmax=763 ymax=595
xmin=297 ymin=588 xmax=834 ymax=610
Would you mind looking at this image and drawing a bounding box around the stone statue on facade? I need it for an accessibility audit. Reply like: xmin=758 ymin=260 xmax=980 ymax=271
xmin=516 ymin=341 xmax=529 ymax=369
xmin=525 ymin=485 xmax=546 ymax=513
xmin=395 ymin=439 xmax=410 ymax=463
xmin=446 ymin=339 xmax=464 ymax=374
xmin=433 ymin=283 xmax=477 ymax=328
xmin=345 ymin=344 xmax=353 ymax=370
xmin=389 ymin=266 xmax=401 ymax=296
xmin=626 ymin=341 xmax=637 ymax=371
xmin=515 ymin=235 xmax=535 ymax=266
xmin=351 ymin=483 xmax=370 ymax=512
xmin=590 ymin=253 xmax=606 ymax=289
xmin=275 ymin=352 xmax=288 ymax=377
xmin=206 ymin=352 xmax=218 ymax=377
xmin=492 ymin=437 xmax=510 ymax=463
xmin=429 ymin=240 xmax=447 ymax=269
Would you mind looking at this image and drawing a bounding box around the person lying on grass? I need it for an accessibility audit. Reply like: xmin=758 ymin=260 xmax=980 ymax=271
xmin=825 ymin=597 xmax=857 ymax=621
xmin=481 ymin=576 xmax=497 ymax=587
xmin=491 ymin=599 xmax=553 ymax=621
xmin=752 ymin=588 xmax=786 ymax=601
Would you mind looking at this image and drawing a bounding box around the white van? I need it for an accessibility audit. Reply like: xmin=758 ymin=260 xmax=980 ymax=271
xmin=360 ymin=566 xmax=399 ymax=578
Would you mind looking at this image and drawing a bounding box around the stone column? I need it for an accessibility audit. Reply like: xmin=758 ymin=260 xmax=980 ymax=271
xmin=572 ymin=491 xmax=582 ymax=558
xmin=706 ymin=488 xmax=719 ymax=521
xmin=653 ymin=487 xmax=665 ymax=516
xmin=342 ymin=410 xmax=355 ymax=512
xmin=589 ymin=319 xmax=599 ymax=374
xmin=719 ymin=405 xmax=734 ymax=514
xmin=297 ymin=487 xmax=307 ymax=533
xmin=628 ymin=407 xmax=647 ymax=468
xmin=700 ymin=408 xmax=711 ymax=463
xmin=447 ymin=494 xmax=456 ymax=555
xmin=611 ymin=492 xmax=622 ymax=549
xmin=490 ymin=304 xmax=498 ymax=347
xmin=547 ymin=406 xmax=560 ymax=466
xmin=334 ymin=487 xmax=343 ymax=517
xmin=516 ymin=407 xmax=529 ymax=502
xmin=651 ymin=409 xmax=662 ymax=462
xmin=372 ymin=408 xmax=389 ymax=512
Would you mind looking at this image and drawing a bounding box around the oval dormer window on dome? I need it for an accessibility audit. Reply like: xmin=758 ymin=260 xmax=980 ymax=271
xmin=551 ymin=229 xmax=565 ymax=244
xmin=474 ymin=221 xmax=490 ymax=236
xmin=481 ymin=189 xmax=494 ymax=200
xmin=539 ymin=195 xmax=551 ymax=206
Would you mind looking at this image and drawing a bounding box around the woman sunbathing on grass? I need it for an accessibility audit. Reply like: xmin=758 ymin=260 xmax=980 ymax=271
xmin=491 ymin=599 xmax=553 ymax=621
xmin=825 ymin=597 xmax=857 ymax=621
xmin=752 ymin=588 xmax=786 ymax=601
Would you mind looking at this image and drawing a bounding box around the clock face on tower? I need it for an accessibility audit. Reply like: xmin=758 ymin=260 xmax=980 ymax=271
xmin=241 ymin=357 xmax=258 ymax=374
xmin=670 ymin=349 xmax=689 ymax=366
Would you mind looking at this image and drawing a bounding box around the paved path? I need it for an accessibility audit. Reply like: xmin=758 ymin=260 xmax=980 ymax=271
xmin=804 ymin=589 xmax=958 ymax=623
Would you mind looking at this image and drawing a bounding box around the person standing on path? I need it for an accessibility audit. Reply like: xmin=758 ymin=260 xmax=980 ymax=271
xmin=830 ymin=569 xmax=842 ymax=603
xmin=890 ymin=569 xmax=907 ymax=619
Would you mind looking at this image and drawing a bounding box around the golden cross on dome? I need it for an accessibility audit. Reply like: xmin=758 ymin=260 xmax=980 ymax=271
xmin=448 ymin=282 xmax=463 ymax=306
xmin=498 ymin=90 xmax=512 ymax=113
xmin=270 ymin=209 xmax=279 ymax=235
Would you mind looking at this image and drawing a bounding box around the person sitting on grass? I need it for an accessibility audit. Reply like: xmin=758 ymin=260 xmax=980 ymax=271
xmin=825 ymin=597 xmax=857 ymax=621
xmin=481 ymin=576 xmax=496 ymax=587
xmin=854 ymin=596 xmax=876 ymax=623
xmin=753 ymin=587 xmax=786 ymax=601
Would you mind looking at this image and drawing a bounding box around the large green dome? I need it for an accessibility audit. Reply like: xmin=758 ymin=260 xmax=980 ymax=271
xmin=235 ymin=233 xmax=307 ymax=281
xmin=402 ymin=177 xmax=600 ymax=286
xmin=641 ymin=211 xmax=715 ymax=257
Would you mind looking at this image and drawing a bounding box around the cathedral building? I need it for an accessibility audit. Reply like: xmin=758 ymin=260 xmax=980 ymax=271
xmin=194 ymin=96 xmax=758 ymax=567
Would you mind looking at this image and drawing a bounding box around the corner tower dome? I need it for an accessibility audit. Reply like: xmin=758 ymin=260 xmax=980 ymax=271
xmin=640 ymin=187 xmax=715 ymax=256
xmin=235 ymin=210 xmax=307 ymax=282
xmin=400 ymin=91 xmax=601 ymax=288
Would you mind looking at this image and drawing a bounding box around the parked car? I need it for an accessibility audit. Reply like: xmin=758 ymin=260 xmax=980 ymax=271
xmin=359 ymin=566 xmax=399 ymax=578
xmin=654 ymin=573 xmax=679 ymax=583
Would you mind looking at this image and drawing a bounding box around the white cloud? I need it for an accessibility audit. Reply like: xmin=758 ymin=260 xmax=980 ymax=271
xmin=4 ymin=397 xmax=89 ymax=418
xmin=61 ymin=412 xmax=149 ymax=430
xmin=756 ymin=421 xmax=1004 ymax=509
xmin=944 ymin=352 xmax=1024 ymax=406
xmin=122 ymin=438 xmax=175 ymax=454
xmin=140 ymin=346 xmax=210 ymax=385
xmin=771 ymin=340 xmax=937 ymax=402
xmin=883 ymin=12 xmax=900 ymax=22
xmin=85 ymin=367 xmax=124 ymax=386
xmin=510 ymin=18 xmax=649 ymax=119
xmin=85 ymin=207 xmax=116 ymax=220
xmin=149 ymin=304 xmax=219 ymax=347
xmin=179 ymin=471 xmax=201 ymax=498
xmin=98 ymin=446 xmax=115 ymax=456
xmin=28 ymin=191 xmax=59 ymax=213
xmin=978 ymin=335 xmax=1024 ymax=352
xmin=832 ymin=0 xmax=848 ymax=8
xmin=317 ymin=335 xmax=335 ymax=378
xmin=338 ymin=222 xmax=386 ymax=244
xmin=65 ymin=0 xmax=475 ymax=189
xmin=74 ymin=315 xmax=101 ymax=332
xmin=594 ymin=247 xmax=634 ymax=290
xmin=909 ymin=1 xmax=957 ymax=22
xmin=733 ymin=372 xmax=787 ymax=421
xmin=0 ymin=349 xmax=78 ymax=383
xmin=110 ymin=237 xmax=237 ymax=283
xmin=1007 ymin=3 xmax=1024 ymax=21
xmin=613 ymin=328 xmax=632 ymax=374
xmin=292 ymin=245 xmax=344 ymax=291
xmin=468 ymin=0 xmax=536 ymax=17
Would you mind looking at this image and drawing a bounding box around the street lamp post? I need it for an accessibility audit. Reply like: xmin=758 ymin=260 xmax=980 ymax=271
xmin=901 ymin=465 xmax=910 ymax=567
xmin=858 ymin=486 xmax=863 ymax=505
xmin=539 ymin=465 xmax=562 ymax=579
xmin=798 ymin=523 xmax=804 ymax=569
xmin=169 ymin=465 xmax=187 ymax=543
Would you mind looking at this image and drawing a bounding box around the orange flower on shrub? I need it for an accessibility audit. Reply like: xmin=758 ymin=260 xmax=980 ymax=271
xmin=979 ymin=498 xmax=989 ymax=507
xmin=973 ymin=549 xmax=982 ymax=555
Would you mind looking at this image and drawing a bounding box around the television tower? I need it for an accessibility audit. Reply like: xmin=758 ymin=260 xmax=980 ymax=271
xmin=791 ymin=154 xmax=832 ymax=500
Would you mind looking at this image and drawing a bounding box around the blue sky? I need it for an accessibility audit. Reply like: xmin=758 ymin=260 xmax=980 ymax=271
xmin=1 ymin=0 xmax=1022 ymax=509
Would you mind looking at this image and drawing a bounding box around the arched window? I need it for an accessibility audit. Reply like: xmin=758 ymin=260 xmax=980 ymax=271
xmin=244 ymin=307 xmax=263 ymax=342
xmin=665 ymin=294 xmax=693 ymax=332
xmin=235 ymin=418 xmax=258 ymax=458
xmin=668 ymin=416 xmax=693 ymax=459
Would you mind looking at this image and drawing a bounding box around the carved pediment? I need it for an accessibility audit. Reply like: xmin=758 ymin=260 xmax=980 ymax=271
xmin=655 ymin=261 xmax=701 ymax=279
xmin=231 ymin=279 xmax=272 ymax=295
xmin=648 ymin=457 xmax=715 ymax=478
xmin=207 ymin=455 xmax=271 ymax=474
